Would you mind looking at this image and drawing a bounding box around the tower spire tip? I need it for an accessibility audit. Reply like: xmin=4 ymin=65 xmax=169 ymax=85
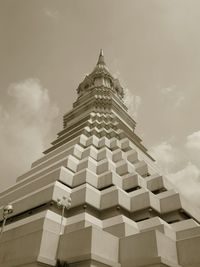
xmin=97 ymin=49 xmax=105 ymax=66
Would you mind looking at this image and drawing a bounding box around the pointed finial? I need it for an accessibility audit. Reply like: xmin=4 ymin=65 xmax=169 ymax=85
xmin=97 ymin=49 xmax=106 ymax=66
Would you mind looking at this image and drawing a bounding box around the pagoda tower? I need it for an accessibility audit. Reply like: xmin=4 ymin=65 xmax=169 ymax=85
xmin=1 ymin=51 xmax=200 ymax=267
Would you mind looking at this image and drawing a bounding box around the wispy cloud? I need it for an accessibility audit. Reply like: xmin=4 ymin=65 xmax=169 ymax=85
xmin=150 ymin=135 xmax=200 ymax=207
xmin=161 ymin=85 xmax=176 ymax=95
xmin=186 ymin=130 xmax=200 ymax=150
xmin=113 ymin=71 xmax=141 ymax=118
xmin=160 ymin=85 xmax=185 ymax=108
xmin=149 ymin=141 xmax=177 ymax=173
xmin=124 ymin=87 xmax=141 ymax=118
xmin=44 ymin=8 xmax=59 ymax=20
xmin=0 ymin=79 xmax=59 ymax=191
xmin=167 ymin=163 xmax=200 ymax=208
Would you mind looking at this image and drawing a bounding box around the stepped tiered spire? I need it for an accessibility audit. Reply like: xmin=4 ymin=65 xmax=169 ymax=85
xmin=97 ymin=49 xmax=106 ymax=66
xmin=91 ymin=49 xmax=111 ymax=76
xmin=77 ymin=50 xmax=124 ymax=100
xmin=1 ymin=51 xmax=200 ymax=267
xmin=94 ymin=49 xmax=109 ymax=72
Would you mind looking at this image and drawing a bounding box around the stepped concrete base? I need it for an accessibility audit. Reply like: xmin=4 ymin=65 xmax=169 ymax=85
xmin=1 ymin=209 xmax=200 ymax=267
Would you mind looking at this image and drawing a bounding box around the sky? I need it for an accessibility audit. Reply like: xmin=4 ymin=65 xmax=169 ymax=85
xmin=0 ymin=0 xmax=200 ymax=207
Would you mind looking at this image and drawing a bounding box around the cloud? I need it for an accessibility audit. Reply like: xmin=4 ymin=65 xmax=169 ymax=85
xmin=113 ymin=71 xmax=141 ymax=118
xmin=186 ymin=130 xmax=200 ymax=150
xmin=150 ymin=137 xmax=200 ymax=207
xmin=167 ymin=163 xmax=200 ymax=207
xmin=0 ymin=79 xmax=59 ymax=191
xmin=161 ymin=85 xmax=176 ymax=95
xmin=124 ymin=87 xmax=141 ymax=118
xmin=160 ymin=85 xmax=185 ymax=108
xmin=149 ymin=141 xmax=177 ymax=173
xmin=44 ymin=8 xmax=59 ymax=19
